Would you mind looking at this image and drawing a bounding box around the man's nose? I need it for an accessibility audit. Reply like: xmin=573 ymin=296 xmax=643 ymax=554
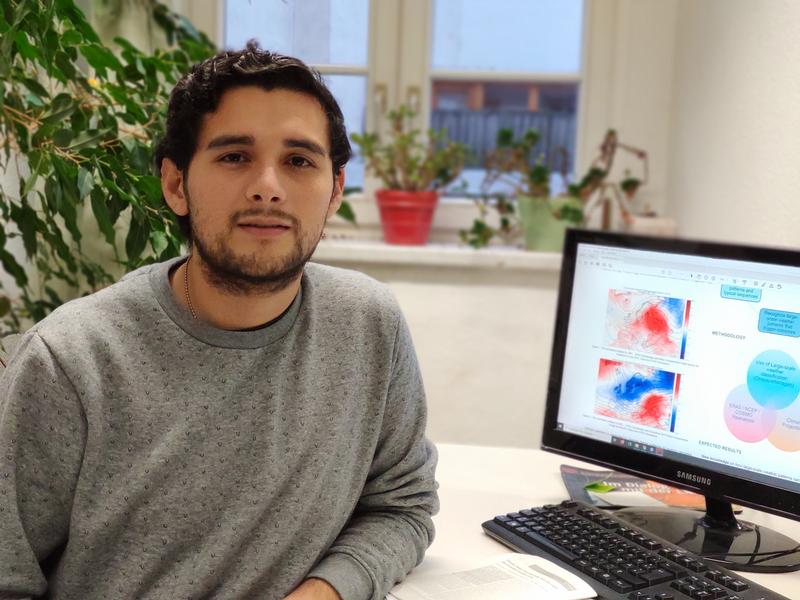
xmin=245 ymin=163 xmax=285 ymax=203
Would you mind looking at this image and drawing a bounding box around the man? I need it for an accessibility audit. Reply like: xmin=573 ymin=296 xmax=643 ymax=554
xmin=0 ymin=43 xmax=438 ymax=600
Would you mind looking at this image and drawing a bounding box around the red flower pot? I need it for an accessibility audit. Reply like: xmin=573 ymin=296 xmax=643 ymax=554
xmin=375 ymin=189 xmax=439 ymax=245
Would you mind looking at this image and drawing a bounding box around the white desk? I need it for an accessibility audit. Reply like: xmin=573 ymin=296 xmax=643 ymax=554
xmin=395 ymin=444 xmax=800 ymax=598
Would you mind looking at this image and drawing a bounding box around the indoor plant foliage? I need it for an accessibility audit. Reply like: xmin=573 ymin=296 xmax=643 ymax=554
xmin=0 ymin=0 xmax=356 ymax=337
xmin=0 ymin=0 xmax=219 ymax=335
xmin=351 ymin=105 xmax=467 ymax=244
xmin=460 ymin=128 xmax=583 ymax=250
xmin=567 ymin=129 xmax=648 ymax=230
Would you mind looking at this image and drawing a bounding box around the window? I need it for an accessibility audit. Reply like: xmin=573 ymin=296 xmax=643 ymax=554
xmin=224 ymin=0 xmax=370 ymax=191
xmin=430 ymin=0 xmax=583 ymax=196
xmin=222 ymin=0 xmax=584 ymax=236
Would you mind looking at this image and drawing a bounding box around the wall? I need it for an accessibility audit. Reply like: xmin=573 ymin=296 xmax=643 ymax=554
xmin=667 ymin=0 xmax=800 ymax=247
xmin=315 ymin=258 xmax=561 ymax=448
xmin=577 ymin=0 xmax=679 ymax=223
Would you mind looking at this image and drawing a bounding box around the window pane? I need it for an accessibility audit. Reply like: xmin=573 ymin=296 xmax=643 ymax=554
xmin=432 ymin=0 xmax=583 ymax=72
xmin=433 ymin=82 xmax=578 ymax=196
xmin=323 ymin=75 xmax=367 ymax=191
xmin=431 ymin=0 xmax=583 ymax=197
xmin=224 ymin=0 xmax=369 ymax=65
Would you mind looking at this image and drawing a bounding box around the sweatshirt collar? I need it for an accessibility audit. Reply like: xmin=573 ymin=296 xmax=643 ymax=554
xmin=149 ymin=256 xmax=302 ymax=349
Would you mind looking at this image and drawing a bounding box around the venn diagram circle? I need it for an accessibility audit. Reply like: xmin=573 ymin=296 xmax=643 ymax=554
xmin=723 ymin=350 xmax=800 ymax=451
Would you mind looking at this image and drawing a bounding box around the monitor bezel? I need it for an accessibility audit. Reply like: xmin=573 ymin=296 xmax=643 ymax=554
xmin=541 ymin=228 xmax=800 ymax=522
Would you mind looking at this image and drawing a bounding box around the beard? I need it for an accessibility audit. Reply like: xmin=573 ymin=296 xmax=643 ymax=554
xmin=188 ymin=198 xmax=325 ymax=296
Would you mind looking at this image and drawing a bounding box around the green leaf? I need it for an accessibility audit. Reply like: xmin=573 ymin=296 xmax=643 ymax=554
xmin=0 ymin=295 xmax=10 ymax=317
xmin=19 ymin=202 xmax=38 ymax=257
xmin=57 ymin=0 xmax=99 ymax=44
xmin=51 ymin=158 xmax=81 ymax=242
xmin=80 ymin=43 xmax=123 ymax=75
xmin=39 ymin=207 xmax=77 ymax=275
xmin=113 ymin=36 xmax=141 ymax=55
xmin=23 ymin=92 xmax=44 ymax=107
xmin=54 ymin=51 xmax=77 ymax=80
xmin=52 ymin=128 xmax=72 ymax=147
xmin=336 ymin=200 xmax=356 ymax=225
xmin=43 ymin=175 xmax=62 ymax=213
xmin=43 ymin=29 xmax=59 ymax=61
xmin=22 ymin=76 xmax=48 ymax=98
xmin=496 ymin=128 xmax=514 ymax=147
xmin=61 ymin=29 xmax=82 ymax=46
xmin=149 ymin=229 xmax=168 ymax=255
xmin=125 ymin=213 xmax=148 ymax=263
xmin=67 ymin=129 xmax=106 ymax=151
xmin=103 ymin=177 xmax=137 ymax=206
xmin=77 ymin=166 xmax=94 ymax=199
xmin=0 ymin=248 xmax=28 ymax=288
xmin=40 ymin=95 xmax=76 ymax=125
xmin=584 ymin=481 xmax=616 ymax=494
xmin=44 ymin=286 xmax=63 ymax=307
xmin=90 ymin=188 xmax=115 ymax=245
xmin=138 ymin=174 xmax=163 ymax=206
xmin=21 ymin=151 xmax=44 ymax=196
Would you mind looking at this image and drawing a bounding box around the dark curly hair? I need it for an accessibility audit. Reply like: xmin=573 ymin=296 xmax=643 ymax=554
xmin=154 ymin=41 xmax=352 ymax=243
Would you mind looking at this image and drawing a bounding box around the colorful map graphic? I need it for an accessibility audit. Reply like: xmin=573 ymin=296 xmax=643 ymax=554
xmin=604 ymin=290 xmax=688 ymax=358
xmin=724 ymin=350 xmax=800 ymax=452
xmin=596 ymin=359 xmax=678 ymax=431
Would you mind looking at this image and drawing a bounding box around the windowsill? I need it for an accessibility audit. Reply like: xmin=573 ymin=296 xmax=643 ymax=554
xmin=312 ymin=239 xmax=562 ymax=272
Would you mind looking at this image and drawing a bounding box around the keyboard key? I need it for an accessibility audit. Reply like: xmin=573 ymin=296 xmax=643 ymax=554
xmin=608 ymin=577 xmax=633 ymax=593
xmin=597 ymin=572 xmax=615 ymax=585
xmin=639 ymin=568 xmax=675 ymax=585
xmin=687 ymin=559 xmax=708 ymax=572
xmin=717 ymin=574 xmax=734 ymax=587
xmin=728 ymin=580 xmax=749 ymax=591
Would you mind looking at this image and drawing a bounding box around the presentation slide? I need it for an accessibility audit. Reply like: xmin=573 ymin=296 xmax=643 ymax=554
xmin=557 ymin=244 xmax=800 ymax=489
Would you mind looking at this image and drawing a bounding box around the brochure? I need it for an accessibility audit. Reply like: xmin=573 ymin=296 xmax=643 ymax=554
xmin=560 ymin=464 xmax=741 ymax=512
xmin=387 ymin=552 xmax=596 ymax=600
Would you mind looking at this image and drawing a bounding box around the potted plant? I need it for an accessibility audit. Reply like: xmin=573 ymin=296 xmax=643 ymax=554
xmin=568 ymin=129 xmax=650 ymax=231
xmin=351 ymin=106 xmax=467 ymax=245
xmin=461 ymin=128 xmax=583 ymax=251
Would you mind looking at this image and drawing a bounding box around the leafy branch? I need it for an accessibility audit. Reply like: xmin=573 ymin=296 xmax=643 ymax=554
xmin=0 ymin=0 xmax=219 ymax=334
xmin=351 ymin=105 xmax=468 ymax=192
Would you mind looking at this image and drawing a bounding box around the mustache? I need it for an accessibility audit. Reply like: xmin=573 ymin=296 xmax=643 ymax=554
xmin=229 ymin=209 xmax=300 ymax=228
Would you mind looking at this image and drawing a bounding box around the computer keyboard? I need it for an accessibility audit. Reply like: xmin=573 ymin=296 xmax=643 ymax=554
xmin=482 ymin=500 xmax=788 ymax=600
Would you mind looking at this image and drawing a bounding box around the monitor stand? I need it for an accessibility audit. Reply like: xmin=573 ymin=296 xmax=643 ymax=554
xmin=614 ymin=496 xmax=800 ymax=573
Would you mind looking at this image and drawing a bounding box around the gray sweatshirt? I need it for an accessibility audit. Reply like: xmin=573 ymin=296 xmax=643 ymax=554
xmin=0 ymin=257 xmax=438 ymax=600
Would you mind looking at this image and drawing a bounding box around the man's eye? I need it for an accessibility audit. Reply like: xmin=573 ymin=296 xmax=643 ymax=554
xmin=220 ymin=153 xmax=246 ymax=163
xmin=288 ymin=155 xmax=313 ymax=168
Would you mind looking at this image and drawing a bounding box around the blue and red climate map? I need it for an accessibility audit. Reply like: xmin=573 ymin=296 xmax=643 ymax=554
xmin=595 ymin=359 xmax=678 ymax=431
xmin=604 ymin=290 xmax=690 ymax=359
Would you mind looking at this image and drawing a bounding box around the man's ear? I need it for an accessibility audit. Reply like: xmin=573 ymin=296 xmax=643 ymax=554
xmin=326 ymin=167 xmax=346 ymax=218
xmin=161 ymin=158 xmax=189 ymax=217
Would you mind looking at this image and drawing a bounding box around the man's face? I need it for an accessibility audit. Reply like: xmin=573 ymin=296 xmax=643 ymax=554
xmin=165 ymin=85 xmax=343 ymax=294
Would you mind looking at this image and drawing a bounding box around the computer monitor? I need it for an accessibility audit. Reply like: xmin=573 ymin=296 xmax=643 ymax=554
xmin=541 ymin=229 xmax=800 ymax=573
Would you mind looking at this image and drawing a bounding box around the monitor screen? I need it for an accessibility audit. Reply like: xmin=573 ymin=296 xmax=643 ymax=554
xmin=542 ymin=229 xmax=800 ymax=523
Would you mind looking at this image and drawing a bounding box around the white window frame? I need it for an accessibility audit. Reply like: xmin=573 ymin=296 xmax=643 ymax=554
xmin=179 ymin=0 xmax=593 ymax=245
